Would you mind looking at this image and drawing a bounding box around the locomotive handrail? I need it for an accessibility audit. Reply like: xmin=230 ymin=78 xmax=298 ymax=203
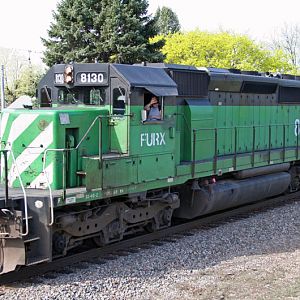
xmin=1 ymin=150 xmax=9 ymax=206
xmin=42 ymin=115 xmax=105 ymax=226
xmin=10 ymin=149 xmax=29 ymax=236
xmin=191 ymin=123 xmax=300 ymax=177
xmin=192 ymin=123 xmax=298 ymax=132
xmin=0 ymin=149 xmax=10 ymax=236
xmin=43 ymin=113 xmax=133 ymax=226
xmin=0 ymin=147 xmax=29 ymax=237
xmin=43 ymin=148 xmax=64 ymax=226
xmin=76 ymin=113 xmax=132 ymax=158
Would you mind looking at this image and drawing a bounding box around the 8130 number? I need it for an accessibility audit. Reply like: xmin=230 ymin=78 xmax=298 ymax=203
xmin=78 ymin=72 xmax=104 ymax=84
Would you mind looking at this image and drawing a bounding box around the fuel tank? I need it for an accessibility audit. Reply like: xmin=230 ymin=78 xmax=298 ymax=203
xmin=174 ymin=172 xmax=291 ymax=219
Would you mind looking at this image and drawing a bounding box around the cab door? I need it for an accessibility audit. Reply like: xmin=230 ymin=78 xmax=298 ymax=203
xmin=109 ymin=77 xmax=129 ymax=154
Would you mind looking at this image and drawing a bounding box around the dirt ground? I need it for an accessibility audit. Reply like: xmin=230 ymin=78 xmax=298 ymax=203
xmin=175 ymin=250 xmax=300 ymax=300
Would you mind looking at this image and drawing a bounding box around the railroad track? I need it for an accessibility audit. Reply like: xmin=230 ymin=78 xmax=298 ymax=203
xmin=1 ymin=192 xmax=299 ymax=285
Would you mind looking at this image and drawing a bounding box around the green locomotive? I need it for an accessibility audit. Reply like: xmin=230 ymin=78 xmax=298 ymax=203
xmin=0 ymin=63 xmax=299 ymax=274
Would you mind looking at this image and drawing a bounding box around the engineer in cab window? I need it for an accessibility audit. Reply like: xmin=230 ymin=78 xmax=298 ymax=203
xmin=144 ymin=96 xmax=161 ymax=121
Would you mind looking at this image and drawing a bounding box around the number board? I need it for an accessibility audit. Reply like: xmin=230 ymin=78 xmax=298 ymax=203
xmin=54 ymin=73 xmax=64 ymax=85
xmin=76 ymin=72 xmax=107 ymax=85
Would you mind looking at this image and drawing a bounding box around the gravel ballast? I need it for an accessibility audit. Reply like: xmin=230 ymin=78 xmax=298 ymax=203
xmin=1 ymin=200 xmax=300 ymax=300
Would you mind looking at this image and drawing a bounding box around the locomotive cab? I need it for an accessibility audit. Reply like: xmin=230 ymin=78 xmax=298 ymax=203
xmin=1 ymin=63 xmax=180 ymax=194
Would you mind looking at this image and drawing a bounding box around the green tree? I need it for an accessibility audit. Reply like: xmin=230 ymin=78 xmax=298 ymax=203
xmin=0 ymin=48 xmax=27 ymax=103
xmin=0 ymin=48 xmax=44 ymax=103
xmin=153 ymin=30 xmax=296 ymax=73
xmin=154 ymin=6 xmax=181 ymax=35
xmin=4 ymin=66 xmax=43 ymax=103
xmin=14 ymin=66 xmax=43 ymax=99
xmin=271 ymin=23 xmax=300 ymax=71
xmin=42 ymin=0 xmax=163 ymax=66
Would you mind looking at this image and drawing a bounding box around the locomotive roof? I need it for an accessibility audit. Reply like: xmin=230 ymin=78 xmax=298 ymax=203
xmin=112 ymin=64 xmax=178 ymax=96
xmin=140 ymin=63 xmax=199 ymax=71
xmin=39 ymin=63 xmax=300 ymax=99
xmin=39 ymin=63 xmax=179 ymax=97
xmin=207 ymin=68 xmax=300 ymax=94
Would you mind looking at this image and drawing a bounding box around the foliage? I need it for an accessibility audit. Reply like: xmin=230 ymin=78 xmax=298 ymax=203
xmin=154 ymin=6 xmax=180 ymax=35
xmin=271 ymin=23 xmax=300 ymax=69
xmin=14 ymin=66 xmax=43 ymax=100
xmin=0 ymin=47 xmax=44 ymax=103
xmin=4 ymin=66 xmax=43 ymax=103
xmin=154 ymin=30 xmax=296 ymax=74
xmin=42 ymin=0 xmax=163 ymax=66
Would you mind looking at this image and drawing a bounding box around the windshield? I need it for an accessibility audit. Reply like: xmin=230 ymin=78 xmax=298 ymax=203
xmin=57 ymin=87 xmax=106 ymax=105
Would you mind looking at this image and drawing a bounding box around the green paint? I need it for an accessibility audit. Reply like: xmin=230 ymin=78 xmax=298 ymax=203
xmin=2 ymin=101 xmax=300 ymax=207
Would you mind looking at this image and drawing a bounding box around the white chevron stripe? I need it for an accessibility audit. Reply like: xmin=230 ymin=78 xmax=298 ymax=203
xmin=6 ymin=113 xmax=39 ymax=149
xmin=29 ymin=162 xmax=53 ymax=189
xmin=0 ymin=112 xmax=9 ymax=140
xmin=9 ymin=122 xmax=53 ymax=187
xmin=5 ymin=113 xmax=40 ymax=169
xmin=1 ymin=113 xmax=38 ymax=176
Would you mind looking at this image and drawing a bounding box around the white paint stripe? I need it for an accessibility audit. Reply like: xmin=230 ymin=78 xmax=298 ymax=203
xmin=6 ymin=113 xmax=39 ymax=148
xmin=29 ymin=162 xmax=53 ymax=189
xmin=9 ymin=122 xmax=53 ymax=186
xmin=5 ymin=113 xmax=39 ymax=166
xmin=0 ymin=112 xmax=9 ymax=140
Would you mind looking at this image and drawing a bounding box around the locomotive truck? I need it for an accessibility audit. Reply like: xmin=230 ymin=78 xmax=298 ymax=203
xmin=0 ymin=62 xmax=299 ymax=274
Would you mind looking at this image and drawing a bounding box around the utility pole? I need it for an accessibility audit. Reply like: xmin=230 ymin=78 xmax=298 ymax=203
xmin=28 ymin=50 xmax=32 ymax=65
xmin=0 ymin=65 xmax=5 ymax=111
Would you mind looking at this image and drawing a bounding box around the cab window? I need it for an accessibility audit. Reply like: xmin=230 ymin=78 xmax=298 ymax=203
xmin=143 ymin=93 xmax=164 ymax=123
xmin=113 ymin=87 xmax=126 ymax=115
xmin=57 ymin=87 xmax=106 ymax=105
xmin=90 ymin=88 xmax=105 ymax=105
xmin=40 ymin=87 xmax=52 ymax=107
xmin=58 ymin=89 xmax=77 ymax=104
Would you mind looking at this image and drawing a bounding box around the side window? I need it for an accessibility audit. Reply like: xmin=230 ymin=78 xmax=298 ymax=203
xmin=40 ymin=87 xmax=52 ymax=107
xmin=143 ymin=94 xmax=163 ymax=122
xmin=113 ymin=87 xmax=126 ymax=115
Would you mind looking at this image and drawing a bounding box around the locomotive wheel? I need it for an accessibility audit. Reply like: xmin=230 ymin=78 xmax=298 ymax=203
xmin=93 ymin=231 xmax=107 ymax=247
xmin=144 ymin=219 xmax=157 ymax=233
xmin=290 ymin=175 xmax=300 ymax=192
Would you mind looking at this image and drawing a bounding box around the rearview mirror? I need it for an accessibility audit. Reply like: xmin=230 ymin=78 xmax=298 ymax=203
xmin=113 ymin=95 xmax=125 ymax=115
xmin=141 ymin=110 xmax=147 ymax=122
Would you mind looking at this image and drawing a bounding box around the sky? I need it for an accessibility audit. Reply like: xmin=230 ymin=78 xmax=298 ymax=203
xmin=0 ymin=0 xmax=300 ymax=63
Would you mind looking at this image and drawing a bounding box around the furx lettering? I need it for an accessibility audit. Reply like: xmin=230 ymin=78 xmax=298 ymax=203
xmin=140 ymin=132 xmax=166 ymax=147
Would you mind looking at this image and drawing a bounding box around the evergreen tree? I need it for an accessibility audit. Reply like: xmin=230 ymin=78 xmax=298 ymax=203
xmin=154 ymin=6 xmax=181 ymax=35
xmin=42 ymin=0 xmax=163 ymax=66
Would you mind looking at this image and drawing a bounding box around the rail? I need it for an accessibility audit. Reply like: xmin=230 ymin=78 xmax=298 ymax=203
xmin=43 ymin=113 xmax=132 ymax=226
xmin=191 ymin=123 xmax=300 ymax=177
xmin=0 ymin=147 xmax=29 ymax=237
